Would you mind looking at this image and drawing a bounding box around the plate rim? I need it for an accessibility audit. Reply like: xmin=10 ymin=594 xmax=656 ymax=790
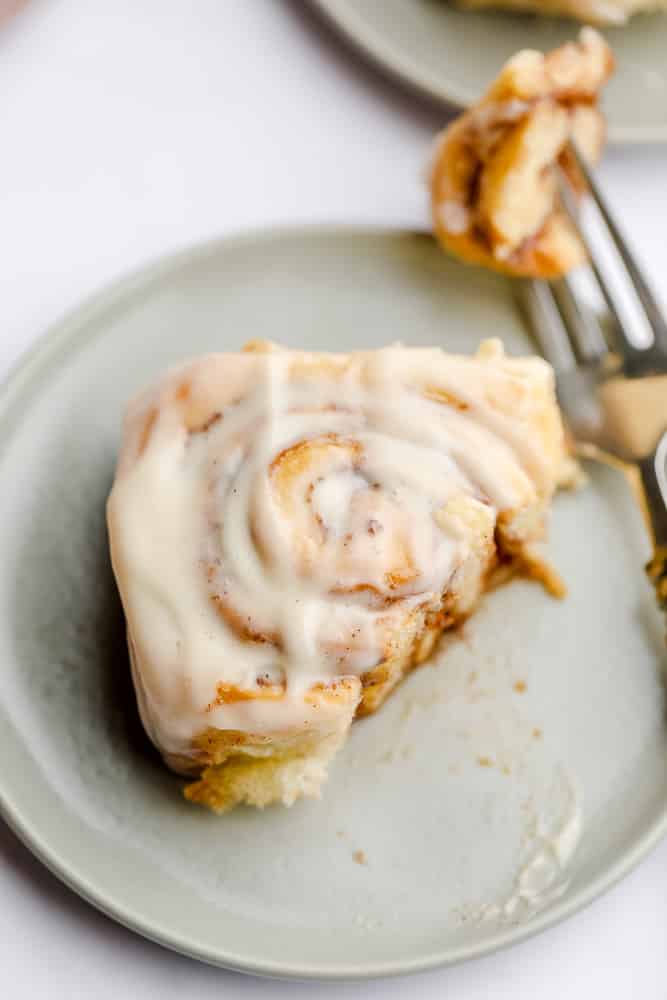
xmin=1 ymin=223 xmax=667 ymax=980
xmin=309 ymin=0 xmax=667 ymax=145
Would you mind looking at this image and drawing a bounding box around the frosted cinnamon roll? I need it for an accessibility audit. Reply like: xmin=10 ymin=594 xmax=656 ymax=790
xmin=430 ymin=29 xmax=614 ymax=278
xmin=460 ymin=0 xmax=666 ymax=24
xmin=108 ymin=339 xmax=567 ymax=813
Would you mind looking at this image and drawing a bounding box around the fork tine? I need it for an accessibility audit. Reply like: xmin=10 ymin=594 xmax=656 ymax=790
xmin=516 ymin=279 xmax=576 ymax=373
xmin=519 ymin=278 xmax=605 ymax=442
xmin=567 ymin=142 xmax=667 ymax=351
xmin=558 ymin=145 xmax=667 ymax=368
xmin=551 ymin=273 xmax=609 ymax=365
xmin=518 ymin=276 xmax=607 ymax=371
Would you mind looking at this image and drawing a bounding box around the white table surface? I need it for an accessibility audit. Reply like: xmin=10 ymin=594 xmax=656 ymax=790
xmin=1 ymin=1 xmax=666 ymax=996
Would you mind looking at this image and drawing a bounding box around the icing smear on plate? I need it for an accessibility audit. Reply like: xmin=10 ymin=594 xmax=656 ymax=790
xmin=469 ymin=769 xmax=583 ymax=925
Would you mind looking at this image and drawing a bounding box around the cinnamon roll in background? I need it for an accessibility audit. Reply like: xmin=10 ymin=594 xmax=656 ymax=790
xmin=430 ymin=29 xmax=614 ymax=279
xmin=108 ymin=339 xmax=568 ymax=813
xmin=460 ymin=0 xmax=666 ymax=23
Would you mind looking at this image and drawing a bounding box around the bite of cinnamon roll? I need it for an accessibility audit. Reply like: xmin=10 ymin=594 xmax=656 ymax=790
xmin=108 ymin=338 xmax=568 ymax=813
xmin=430 ymin=28 xmax=614 ymax=279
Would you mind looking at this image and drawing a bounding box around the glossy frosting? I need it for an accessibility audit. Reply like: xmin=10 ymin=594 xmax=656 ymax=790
xmin=108 ymin=340 xmax=565 ymax=758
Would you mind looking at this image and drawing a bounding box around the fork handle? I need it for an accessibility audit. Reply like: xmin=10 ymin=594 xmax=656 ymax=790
xmin=642 ymin=429 xmax=667 ymax=610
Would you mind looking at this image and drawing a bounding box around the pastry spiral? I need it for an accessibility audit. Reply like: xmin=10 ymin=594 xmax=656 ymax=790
xmin=108 ymin=339 xmax=567 ymax=812
xmin=430 ymin=29 xmax=614 ymax=279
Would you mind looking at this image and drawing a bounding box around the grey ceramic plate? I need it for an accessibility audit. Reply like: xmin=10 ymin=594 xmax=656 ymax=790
xmin=0 ymin=227 xmax=666 ymax=979
xmin=311 ymin=0 xmax=667 ymax=143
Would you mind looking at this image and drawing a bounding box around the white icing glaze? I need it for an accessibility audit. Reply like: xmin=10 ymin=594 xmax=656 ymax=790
xmin=477 ymin=771 xmax=583 ymax=923
xmin=107 ymin=340 xmax=564 ymax=758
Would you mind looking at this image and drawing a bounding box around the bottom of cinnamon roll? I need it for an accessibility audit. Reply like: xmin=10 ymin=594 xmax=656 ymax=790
xmin=107 ymin=338 xmax=570 ymax=814
xmin=174 ymin=550 xmax=563 ymax=815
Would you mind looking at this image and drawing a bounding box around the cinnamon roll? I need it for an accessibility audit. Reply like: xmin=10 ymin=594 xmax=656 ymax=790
xmin=430 ymin=29 xmax=614 ymax=278
xmin=460 ymin=0 xmax=666 ymax=24
xmin=108 ymin=339 xmax=568 ymax=813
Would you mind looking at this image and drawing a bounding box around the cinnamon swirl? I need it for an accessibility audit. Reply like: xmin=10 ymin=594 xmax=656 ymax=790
xmin=430 ymin=29 xmax=614 ymax=279
xmin=108 ymin=339 xmax=568 ymax=813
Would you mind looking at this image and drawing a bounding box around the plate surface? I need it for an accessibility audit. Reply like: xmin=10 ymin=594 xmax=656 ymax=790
xmin=0 ymin=227 xmax=665 ymax=979
xmin=311 ymin=0 xmax=667 ymax=143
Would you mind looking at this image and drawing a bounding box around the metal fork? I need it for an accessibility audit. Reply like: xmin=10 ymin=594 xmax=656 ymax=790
xmin=519 ymin=143 xmax=667 ymax=610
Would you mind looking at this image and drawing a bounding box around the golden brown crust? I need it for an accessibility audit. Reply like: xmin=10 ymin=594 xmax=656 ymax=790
xmin=430 ymin=29 xmax=614 ymax=278
xmin=181 ymin=531 xmax=563 ymax=812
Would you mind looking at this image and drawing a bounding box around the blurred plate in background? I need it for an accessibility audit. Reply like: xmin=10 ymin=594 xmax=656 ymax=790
xmin=311 ymin=0 xmax=667 ymax=143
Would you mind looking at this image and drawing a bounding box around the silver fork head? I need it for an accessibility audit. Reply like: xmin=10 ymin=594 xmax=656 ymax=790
xmin=529 ymin=145 xmax=667 ymax=577
xmin=517 ymin=278 xmax=667 ymax=465
xmin=517 ymin=138 xmax=667 ymax=462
